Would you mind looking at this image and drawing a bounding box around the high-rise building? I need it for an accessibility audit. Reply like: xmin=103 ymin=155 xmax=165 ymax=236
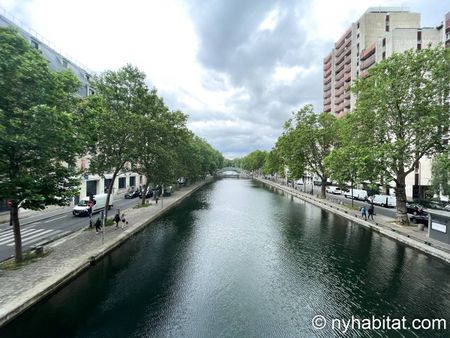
xmin=0 ymin=9 xmax=143 ymax=209
xmin=323 ymin=8 xmax=448 ymax=201
xmin=323 ymin=7 xmax=443 ymax=117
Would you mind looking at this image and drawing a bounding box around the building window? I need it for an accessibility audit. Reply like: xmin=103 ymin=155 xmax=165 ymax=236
xmin=85 ymin=73 xmax=91 ymax=81
xmin=357 ymin=22 xmax=360 ymax=29
xmin=118 ymin=177 xmax=126 ymax=189
xmin=417 ymin=44 xmax=421 ymax=50
xmin=385 ymin=14 xmax=390 ymax=32
xmin=382 ymin=38 xmax=386 ymax=47
xmin=129 ymin=176 xmax=136 ymax=188
xmin=104 ymin=179 xmax=112 ymax=193
xmin=31 ymin=39 xmax=39 ymax=50
xmin=382 ymin=52 xmax=386 ymax=60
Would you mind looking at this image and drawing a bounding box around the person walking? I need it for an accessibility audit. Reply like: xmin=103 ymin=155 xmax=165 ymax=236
xmin=113 ymin=213 xmax=121 ymax=228
xmin=121 ymin=213 xmax=128 ymax=228
xmin=360 ymin=206 xmax=367 ymax=220
xmin=95 ymin=218 xmax=102 ymax=233
xmin=368 ymin=204 xmax=374 ymax=220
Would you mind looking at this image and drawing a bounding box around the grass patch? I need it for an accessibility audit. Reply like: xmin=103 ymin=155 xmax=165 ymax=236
xmin=0 ymin=249 xmax=51 ymax=271
xmin=133 ymin=202 xmax=152 ymax=209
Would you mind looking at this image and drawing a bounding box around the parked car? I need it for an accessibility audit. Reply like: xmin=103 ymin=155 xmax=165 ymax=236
xmin=370 ymin=194 xmax=396 ymax=207
xmin=326 ymin=186 xmax=342 ymax=194
xmin=444 ymin=204 xmax=450 ymax=211
xmin=152 ymin=185 xmax=162 ymax=197
xmin=163 ymin=185 xmax=173 ymax=197
xmin=139 ymin=187 xmax=153 ymax=199
xmin=406 ymin=203 xmax=425 ymax=215
xmin=124 ymin=187 xmax=140 ymax=199
xmin=406 ymin=203 xmax=428 ymax=224
xmin=343 ymin=189 xmax=368 ymax=201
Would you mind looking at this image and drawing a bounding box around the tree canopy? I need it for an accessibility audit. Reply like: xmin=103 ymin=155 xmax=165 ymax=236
xmin=0 ymin=28 xmax=86 ymax=262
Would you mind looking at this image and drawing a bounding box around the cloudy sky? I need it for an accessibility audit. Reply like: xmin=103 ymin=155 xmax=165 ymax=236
xmin=1 ymin=0 xmax=448 ymax=158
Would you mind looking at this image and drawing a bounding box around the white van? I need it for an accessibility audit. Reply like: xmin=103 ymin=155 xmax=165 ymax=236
xmin=73 ymin=193 xmax=113 ymax=217
xmin=343 ymin=189 xmax=368 ymax=201
xmin=326 ymin=186 xmax=341 ymax=194
xmin=371 ymin=194 xmax=396 ymax=207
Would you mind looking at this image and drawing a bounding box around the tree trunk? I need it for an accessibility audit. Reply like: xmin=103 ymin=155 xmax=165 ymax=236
xmin=320 ymin=177 xmax=327 ymax=198
xmin=396 ymin=172 xmax=409 ymax=226
xmin=12 ymin=204 xmax=23 ymax=263
xmin=103 ymin=168 xmax=121 ymax=229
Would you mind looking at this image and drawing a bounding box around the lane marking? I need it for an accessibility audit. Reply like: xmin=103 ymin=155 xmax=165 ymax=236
xmin=44 ymin=215 xmax=66 ymax=223
xmin=22 ymin=230 xmax=62 ymax=246
xmin=0 ymin=228 xmax=40 ymax=243
xmin=7 ymin=229 xmax=54 ymax=246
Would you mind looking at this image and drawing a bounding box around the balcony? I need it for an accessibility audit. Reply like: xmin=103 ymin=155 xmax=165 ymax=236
xmin=344 ymin=72 xmax=351 ymax=82
xmin=360 ymin=42 xmax=376 ymax=60
xmin=335 ymin=71 xmax=344 ymax=82
xmin=360 ymin=54 xmax=376 ymax=70
xmin=324 ymin=68 xmax=332 ymax=78
xmin=324 ymin=53 xmax=332 ymax=64
xmin=360 ymin=69 xmax=369 ymax=78
xmin=335 ymin=62 xmax=345 ymax=74
xmin=323 ymin=62 xmax=332 ymax=71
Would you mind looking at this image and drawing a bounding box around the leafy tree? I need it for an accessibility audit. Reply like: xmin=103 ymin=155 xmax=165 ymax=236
xmin=277 ymin=105 xmax=339 ymax=198
xmin=241 ymin=150 xmax=268 ymax=172
xmin=263 ymin=148 xmax=283 ymax=176
xmin=0 ymin=28 xmax=85 ymax=262
xmin=134 ymin=90 xmax=189 ymax=205
xmin=325 ymin=115 xmax=382 ymax=190
xmin=88 ymin=64 xmax=149 ymax=227
xmin=350 ymin=46 xmax=450 ymax=225
xmin=431 ymin=151 xmax=450 ymax=198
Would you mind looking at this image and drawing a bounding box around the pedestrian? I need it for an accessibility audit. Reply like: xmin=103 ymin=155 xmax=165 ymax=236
xmin=368 ymin=204 xmax=374 ymax=220
xmin=121 ymin=213 xmax=128 ymax=228
xmin=95 ymin=218 xmax=102 ymax=233
xmin=113 ymin=213 xmax=121 ymax=228
xmin=360 ymin=206 xmax=367 ymax=220
xmin=155 ymin=195 xmax=159 ymax=204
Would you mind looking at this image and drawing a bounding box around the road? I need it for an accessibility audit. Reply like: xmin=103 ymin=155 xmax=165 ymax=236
xmin=0 ymin=196 xmax=146 ymax=262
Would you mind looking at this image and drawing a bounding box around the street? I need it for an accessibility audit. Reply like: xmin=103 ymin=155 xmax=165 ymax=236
xmin=0 ymin=196 xmax=145 ymax=262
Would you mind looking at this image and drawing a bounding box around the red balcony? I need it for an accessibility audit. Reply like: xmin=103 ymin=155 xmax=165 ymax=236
xmin=360 ymin=42 xmax=376 ymax=60
xmin=344 ymin=72 xmax=351 ymax=82
xmin=360 ymin=54 xmax=376 ymax=70
xmin=360 ymin=69 xmax=369 ymax=78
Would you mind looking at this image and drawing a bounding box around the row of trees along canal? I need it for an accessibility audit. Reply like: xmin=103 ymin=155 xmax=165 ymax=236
xmin=0 ymin=28 xmax=224 ymax=263
xmin=235 ymin=46 xmax=450 ymax=227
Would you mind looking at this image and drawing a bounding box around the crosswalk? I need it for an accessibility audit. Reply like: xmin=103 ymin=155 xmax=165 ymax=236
xmin=0 ymin=227 xmax=62 ymax=247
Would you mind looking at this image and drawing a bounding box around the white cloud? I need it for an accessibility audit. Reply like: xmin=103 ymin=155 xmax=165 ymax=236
xmin=273 ymin=65 xmax=317 ymax=85
xmin=258 ymin=8 xmax=279 ymax=31
xmin=2 ymin=0 xmax=446 ymax=158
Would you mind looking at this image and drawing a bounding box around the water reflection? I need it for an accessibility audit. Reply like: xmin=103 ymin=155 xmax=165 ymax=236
xmin=1 ymin=179 xmax=449 ymax=338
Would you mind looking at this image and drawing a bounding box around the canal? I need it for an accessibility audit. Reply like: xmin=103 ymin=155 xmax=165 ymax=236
xmin=1 ymin=179 xmax=450 ymax=337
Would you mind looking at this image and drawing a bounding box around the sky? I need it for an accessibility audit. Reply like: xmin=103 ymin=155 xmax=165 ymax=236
xmin=1 ymin=0 xmax=448 ymax=158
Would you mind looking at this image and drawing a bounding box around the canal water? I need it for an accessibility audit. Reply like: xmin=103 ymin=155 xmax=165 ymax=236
xmin=1 ymin=179 xmax=450 ymax=338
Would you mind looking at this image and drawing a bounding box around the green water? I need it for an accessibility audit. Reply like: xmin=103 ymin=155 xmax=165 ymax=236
xmin=1 ymin=179 xmax=449 ymax=337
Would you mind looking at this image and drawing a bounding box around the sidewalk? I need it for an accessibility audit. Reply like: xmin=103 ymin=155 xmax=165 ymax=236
xmin=256 ymin=177 xmax=450 ymax=263
xmin=0 ymin=180 xmax=209 ymax=327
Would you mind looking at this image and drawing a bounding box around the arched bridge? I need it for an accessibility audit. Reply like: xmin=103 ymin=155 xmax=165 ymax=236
xmin=216 ymin=167 xmax=245 ymax=178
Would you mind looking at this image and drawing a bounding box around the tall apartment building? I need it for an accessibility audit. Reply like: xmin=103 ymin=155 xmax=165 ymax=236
xmin=0 ymin=10 xmax=143 ymax=209
xmin=323 ymin=7 xmax=444 ymax=117
xmin=323 ymin=8 xmax=448 ymax=200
